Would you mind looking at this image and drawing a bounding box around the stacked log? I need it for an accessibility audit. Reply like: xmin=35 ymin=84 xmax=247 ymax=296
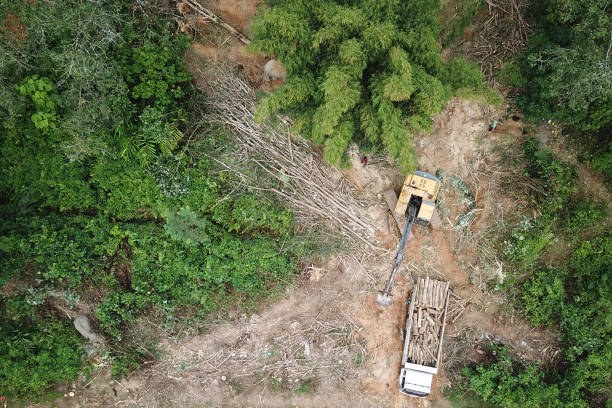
xmin=407 ymin=277 xmax=449 ymax=366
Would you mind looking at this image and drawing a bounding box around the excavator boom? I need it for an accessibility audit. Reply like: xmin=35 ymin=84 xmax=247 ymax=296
xmin=376 ymin=204 xmax=417 ymax=306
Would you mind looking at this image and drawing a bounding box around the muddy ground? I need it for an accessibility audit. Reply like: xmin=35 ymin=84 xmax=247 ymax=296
xmin=30 ymin=2 xmax=575 ymax=407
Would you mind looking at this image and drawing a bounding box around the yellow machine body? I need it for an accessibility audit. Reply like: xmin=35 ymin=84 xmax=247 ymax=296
xmin=394 ymin=172 xmax=441 ymax=226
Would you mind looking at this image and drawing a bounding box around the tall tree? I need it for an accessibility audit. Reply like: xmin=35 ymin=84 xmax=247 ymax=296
xmin=249 ymin=0 xmax=485 ymax=172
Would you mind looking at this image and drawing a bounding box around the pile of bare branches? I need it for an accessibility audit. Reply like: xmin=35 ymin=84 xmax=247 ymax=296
xmin=447 ymin=292 xmax=470 ymax=325
xmin=157 ymin=314 xmax=366 ymax=391
xmin=200 ymin=66 xmax=384 ymax=253
xmin=454 ymin=0 xmax=533 ymax=81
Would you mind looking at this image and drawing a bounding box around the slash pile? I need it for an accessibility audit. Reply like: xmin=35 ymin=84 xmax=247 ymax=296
xmin=407 ymin=277 xmax=450 ymax=366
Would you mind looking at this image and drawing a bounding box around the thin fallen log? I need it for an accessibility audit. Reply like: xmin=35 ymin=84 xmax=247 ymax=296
xmin=181 ymin=0 xmax=252 ymax=44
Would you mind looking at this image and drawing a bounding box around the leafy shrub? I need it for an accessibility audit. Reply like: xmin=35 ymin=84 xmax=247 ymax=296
xmin=211 ymin=195 xmax=294 ymax=237
xmin=521 ymin=267 xmax=566 ymax=326
xmin=165 ymin=207 xmax=210 ymax=245
xmin=128 ymin=222 xmax=295 ymax=310
xmin=441 ymin=57 xmax=486 ymax=91
xmin=119 ymin=35 xmax=191 ymax=110
xmin=0 ymin=316 xmax=84 ymax=399
xmin=90 ymin=158 xmax=166 ymax=221
xmin=463 ymin=345 xmax=563 ymax=408
xmin=16 ymin=75 xmax=60 ymax=138
xmin=1 ymin=215 xmax=104 ymax=287
xmin=121 ymin=106 xmax=184 ymax=166
xmin=516 ymin=0 xmax=612 ymax=133
xmin=523 ymin=137 xmax=577 ymax=213
xmin=96 ymin=291 xmax=149 ymax=340
xmin=249 ymin=0 xmax=488 ymax=172
xmin=497 ymin=59 xmax=527 ymax=88
xmin=584 ymin=132 xmax=612 ymax=186
xmin=503 ymin=217 xmax=553 ymax=274
xmin=560 ymin=197 xmax=609 ymax=233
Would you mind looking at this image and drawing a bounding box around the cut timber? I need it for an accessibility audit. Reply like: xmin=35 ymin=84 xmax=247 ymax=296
xmin=405 ymin=276 xmax=449 ymax=367
xmin=382 ymin=189 xmax=411 ymax=238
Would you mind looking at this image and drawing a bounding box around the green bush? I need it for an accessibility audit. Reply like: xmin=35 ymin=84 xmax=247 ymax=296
xmin=521 ymin=267 xmax=566 ymax=326
xmin=211 ymin=195 xmax=294 ymax=237
xmin=0 ymin=316 xmax=84 ymax=399
xmin=249 ymin=0 xmax=488 ymax=172
xmin=121 ymin=106 xmax=184 ymax=166
xmin=523 ymin=137 xmax=577 ymax=214
xmin=90 ymin=158 xmax=166 ymax=221
xmin=585 ymin=133 xmax=612 ymax=186
xmin=165 ymin=207 xmax=211 ymax=245
xmin=463 ymin=345 xmax=563 ymax=408
xmin=516 ymin=0 xmax=611 ymax=133
xmin=560 ymin=197 xmax=609 ymax=233
xmin=16 ymin=75 xmax=61 ymax=138
xmin=441 ymin=57 xmax=486 ymax=91
xmin=0 ymin=215 xmax=105 ymax=287
xmin=504 ymin=216 xmax=553 ymax=275
xmin=118 ymin=35 xmax=191 ymax=110
xmin=497 ymin=59 xmax=527 ymax=88
xmin=96 ymin=291 xmax=149 ymax=340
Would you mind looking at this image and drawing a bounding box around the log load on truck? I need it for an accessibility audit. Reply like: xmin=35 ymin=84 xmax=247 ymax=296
xmin=399 ymin=277 xmax=450 ymax=397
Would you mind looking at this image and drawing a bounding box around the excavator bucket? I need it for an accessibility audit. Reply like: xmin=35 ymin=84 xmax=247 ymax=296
xmin=376 ymin=290 xmax=392 ymax=307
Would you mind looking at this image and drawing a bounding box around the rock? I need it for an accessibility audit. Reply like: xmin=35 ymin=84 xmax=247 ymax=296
xmin=74 ymin=314 xmax=103 ymax=343
xmin=263 ymin=59 xmax=286 ymax=81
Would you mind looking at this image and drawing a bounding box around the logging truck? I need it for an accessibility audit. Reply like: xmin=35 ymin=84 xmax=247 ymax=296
xmin=399 ymin=277 xmax=450 ymax=397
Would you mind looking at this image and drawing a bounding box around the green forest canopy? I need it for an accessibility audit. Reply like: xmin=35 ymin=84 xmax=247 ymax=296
xmin=249 ymin=0 xmax=488 ymax=173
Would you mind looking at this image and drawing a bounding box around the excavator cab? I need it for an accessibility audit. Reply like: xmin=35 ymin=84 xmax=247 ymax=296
xmin=394 ymin=171 xmax=440 ymax=226
xmin=376 ymin=171 xmax=441 ymax=307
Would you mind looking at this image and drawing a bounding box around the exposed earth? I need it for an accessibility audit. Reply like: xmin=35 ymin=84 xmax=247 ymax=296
xmin=31 ymin=2 xmax=565 ymax=407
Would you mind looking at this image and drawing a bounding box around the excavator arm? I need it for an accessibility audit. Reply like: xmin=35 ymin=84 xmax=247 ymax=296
xmin=376 ymin=203 xmax=418 ymax=307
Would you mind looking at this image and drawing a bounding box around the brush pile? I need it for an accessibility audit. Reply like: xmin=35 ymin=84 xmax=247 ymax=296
xmin=407 ymin=277 xmax=450 ymax=366
xmin=449 ymin=0 xmax=533 ymax=82
xmin=200 ymin=66 xmax=384 ymax=253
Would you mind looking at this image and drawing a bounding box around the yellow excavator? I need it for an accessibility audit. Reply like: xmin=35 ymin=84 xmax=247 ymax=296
xmin=376 ymin=171 xmax=441 ymax=307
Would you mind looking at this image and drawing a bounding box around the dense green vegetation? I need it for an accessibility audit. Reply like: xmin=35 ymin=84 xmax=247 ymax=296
xmin=497 ymin=0 xmax=612 ymax=183
xmin=457 ymin=137 xmax=611 ymax=407
xmin=249 ymin=0 xmax=493 ymax=172
xmin=0 ymin=0 xmax=299 ymax=399
xmin=449 ymin=1 xmax=611 ymax=404
xmin=516 ymin=0 xmax=611 ymax=134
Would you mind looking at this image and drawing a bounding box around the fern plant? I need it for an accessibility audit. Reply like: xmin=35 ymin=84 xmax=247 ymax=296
xmin=121 ymin=106 xmax=183 ymax=166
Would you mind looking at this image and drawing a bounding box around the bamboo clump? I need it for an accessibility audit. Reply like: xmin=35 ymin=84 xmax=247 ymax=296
xmin=407 ymin=277 xmax=449 ymax=366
